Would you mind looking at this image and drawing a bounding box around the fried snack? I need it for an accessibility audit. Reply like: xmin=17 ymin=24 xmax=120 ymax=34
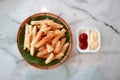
xmin=31 ymin=19 xmax=53 ymax=25
xmin=59 ymin=37 xmax=66 ymax=51
xmin=42 ymin=27 xmax=51 ymax=34
xmin=52 ymin=28 xmax=66 ymax=45
xmin=24 ymin=24 xmax=29 ymax=50
xmin=45 ymin=53 xmax=54 ymax=64
xmin=53 ymin=52 xmax=64 ymax=60
xmin=36 ymin=49 xmax=48 ymax=57
xmin=54 ymin=43 xmax=69 ymax=60
xmin=36 ymin=24 xmax=41 ymax=29
xmin=50 ymin=43 xmax=56 ymax=49
xmin=32 ymin=26 xmax=37 ymax=39
xmin=30 ymin=26 xmax=37 ymax=56
xmin=27 ymin=25 xmax=33 ymax=50
xmin=30 ymin=29 xmax=43 ymax=56
xmin=35 ymin=31 xmax=54 ymax=48
xmin=31 ymin=29 xmax=43 ymax=46
xmin=37 ymin=45 xmax=46 ymax=51
xmin=46 ymin=44 xmax=54 ymax=53
xmin=42 ymin=54 xmax=50 ymax=58
xmin=46 ymin=21 xmax=63 ymax=29
xmin=30 ymin=24 xmax=46 ymax=45
xmin=31 ymin=19 xmax=63 ymax=29
xmin=54 ymin=30 xmax=61 ymax=36
xmin=30 ymin=45 xmax=35 ymax=56
xmin=62 ymin=43 xmax=69 ymax=53
xmin=54 ymin=41 xmax=61 ymax=54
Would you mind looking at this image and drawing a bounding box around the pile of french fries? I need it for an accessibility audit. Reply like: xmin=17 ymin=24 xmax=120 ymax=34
xmin=24 ymin=19 xmax=69 ymax=64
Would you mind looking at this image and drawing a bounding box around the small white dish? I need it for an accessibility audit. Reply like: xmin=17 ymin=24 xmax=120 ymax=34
xmin=77 ymin=27 xmax=100 ymax=53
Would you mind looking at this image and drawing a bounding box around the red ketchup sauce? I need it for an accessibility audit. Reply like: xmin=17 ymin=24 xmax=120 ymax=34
xmin=79 ymin=33 xmax=88 ymax=50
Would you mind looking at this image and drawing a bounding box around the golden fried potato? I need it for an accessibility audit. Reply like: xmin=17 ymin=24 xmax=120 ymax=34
xmin=31 ymin=19 xmax=63 ymax=29
xmin=42 ymin=27 xmax=51 ymax=34
xmin=54 ymin=41 xmax=61 ymax=54
xmin=37 ymin=45 xmax=46 ymax=51
xmin=54 ymin=29 xmax=61 ymax=36
xmin=54 ymin=43 xmax=69 ymax=60
xmin=32 ymin=26 xmax=37 ymax=40
xmin=46 ymin=44 xmax=54 ymax=53
xmin=24 ymin=24 xmax=29 ymax=50
xmin=35 ymin=31 xmax=54 ymax=48
xmin=36 ymin=49 xmax=48 ymax=58
xmin=45 ymin=53 xmax=54 ymax=64
xmin=27 ymin=25 xmax=33 ymax=50
xmin=30 ymin=30 xmax=43 ymax=56
xmin=52 ymin=28 xmax=66 ymax=45
xmin=59 ymin=37 xmax=66 ymax=52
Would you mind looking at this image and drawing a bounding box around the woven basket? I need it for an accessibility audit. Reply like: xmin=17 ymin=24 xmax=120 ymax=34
xmin=17 ymin=13 xmax=72 ymax=69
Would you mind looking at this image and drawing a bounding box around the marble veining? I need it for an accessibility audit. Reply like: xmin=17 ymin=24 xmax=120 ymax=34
xmin=0 ymin=0 xmax=120 ymax=80
xmin=60 ymin=0 xmax=120 ymax=34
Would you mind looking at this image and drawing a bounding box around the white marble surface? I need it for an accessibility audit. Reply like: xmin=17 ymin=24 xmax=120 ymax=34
xmin=0 ymin=0 xmax=120 ymax=80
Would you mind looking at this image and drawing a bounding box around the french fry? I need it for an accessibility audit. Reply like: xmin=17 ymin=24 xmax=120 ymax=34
xmin=27 ymin=34 xmax=32 ymax=50
xmin=32 ymin=26 xmax=37 ymax=39
xmin=31 ymin=29 xmax=43 ymax=46
xmin=46 ymin=44 xmax=54 ymax=53
xmin=36 ymin=24 xmax=41 ymax=29
xmin=45 ymin=53 xmax=54 ymax=64
xmin=54 ymin=41 xmax=61 ymax=54
xmin=31 ymin=19 xmax=53 ymax=25
xmin=42 ymin=54 xmax=50 ymax=58
xmin=35 ymin=31 xmax=54 ymax=48
xmin=59 ymin=37 xmax=66 ymax=51
xmin=27 ymin=25 xmax=33 ymax=50
xmin=31 ymin=21 xmax=39 ymax=25
xmin=62 ymin=43 xmax=69 ymax=53
xmin=30 ymin=29 xmax=43 ymax=56
xmin=54 ymin=43 xmax=69 ymax=60
xmin=36 ymin=49 xmax=48 ymax=57
xmin=47 ymin=21 xmax=63 ymax=29
xmin=24 ymin=24 xmax=29 ymax=50
xmin=37 ymin=45 xmax=46 ymax=51
xmin=30 ymin=45 xmax=35 ymax=56
xmin=54 ymin=29 xmax=61 ymax=36
xmin=35 ymin=23 xmax=46 ymax=29
xmin=52 ymin=28 xmax=66 ymax=45
xmin=53 ymin=52 xmax=64 ymax=60
xmin=31 ymin=21 xmax=37 ymax=25
xmin=50 ymin=43 xmax=56 ymax=49
xmin=30 ymin=26 xmax=37 ymax=56
xmin=45 ymin=19 xmax=63 ymax=29
xmin=42 ymin=27 xmax=51 ymax=34
xmin=31 ymin=24 xmax=45 ymax=45
xmin=28 ymin=25 xmax=33 ymax=33
xmin=31 ymin=19 xmax=63 ymax=29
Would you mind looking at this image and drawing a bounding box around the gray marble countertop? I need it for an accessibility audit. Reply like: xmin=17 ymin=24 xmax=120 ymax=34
xmin=0 ymin=0 xmax=120 ymax=80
